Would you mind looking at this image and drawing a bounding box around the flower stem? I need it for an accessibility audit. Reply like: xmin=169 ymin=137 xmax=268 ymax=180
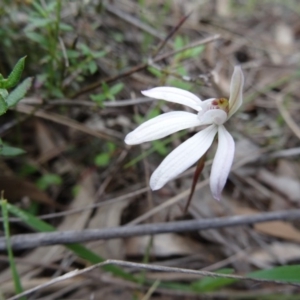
xmin=184 ymin=152 xmax=207 ymax=213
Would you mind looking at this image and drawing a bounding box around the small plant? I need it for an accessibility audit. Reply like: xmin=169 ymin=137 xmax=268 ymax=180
xmin=94 ymin=142 xmax=116 ymax=167
xmin=36 ymin=174 xmax=62 ymax=191
xmin=24 ymin=0 xmax=67 ymax=96
xmin=70 ymin=43 xmax=107 ymax=76
xmin=23 ymin=1 xmax=109 ymax=97
xmin=0 ymin=56 xmax=32 ymax=157
xmin=90 ymin=82 xmax=124 ymax=106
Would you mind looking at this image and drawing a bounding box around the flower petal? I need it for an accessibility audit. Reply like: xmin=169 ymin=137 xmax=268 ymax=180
xmin=228 ymin=66 xmax=244 ymax=119
xmin=150 ymin=125 xmax=217 ymax=190
xmin=198 ymin=109 xmax=227 ymax=126
xmin=210 ymin=125 xmax=235 ymax=200
xmin=125 ymin=111 xmax=201 ymax=145
xmin=141 ymin=87 xmax=202 ymax=111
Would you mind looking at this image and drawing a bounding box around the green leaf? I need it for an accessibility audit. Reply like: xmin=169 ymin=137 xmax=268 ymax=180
xmin=191 ymin=269 xmax=235 ymax=292
xmin=5 ymin=77 xmax=33 ymax=108
xmin=88 ymin=61 xmax=98 ymax=74
xmin=178 ymin=46 xmax=205 ymax=61
xmin=79 ymin=43 xmax=92 ymax=56
xmin=102 ymin=82 xmax=110 ymax=95
xmin=90 ymin=93 xmax=106 ymax=105
xmin=94 ymin=153 xmax=110 ymax=167
xmin=19 ymin=163 xmax=38 ymax=177
xmin=93 ymin=50 xmax=107 ymax=59
xmin=0 ymin=88 xmax=9 ymax=99
xmin=1 ymin=145 xmax=26 ymax=157
xmin=167 ymin=79 xmax=192 ymax=90
xmin=50 ymin=87 xmax=64 ymax=98
xmin=31 ymin=1 xmax=48 ymax=17
xmin=0 ymin=94 xmax=8 ymax=115
xmin=5 ymin=57 xmax=26 ymax=89
xmin=147 ymin=66 xmax=162 ymax=78
xmin=36 ymin=174 xmax=62 ymax=190
xmin=25 ymin=17 xmax=52 ymax=30
xmin=190 ymin=265 xmax=300 ymax=293
xmin=66 ymin=49 xmax=80 ymax=59
xmin=176 ymin=66 xmax=188 ymax=76
xmin=59 ymin=23 xmax=73 ymax=31
xmin=152 ymin=140 xmax=168 ymax=156
xmin=174 ymin=35 xmax=184 ymax=50
xmin=110 ymin=83 xmax=124 ymax=95
xmin=72 ymin=185 xmax=80 ymax=197
xmin=107 ymin=142 xmax=116 ymax=153
xmin=0 ymin=200 xmax=25 ymax=298
xmin=249 ymin=265 xmax=300 ymax=282
xmin=146 ymin=107 xmax=160 ymax=120
xmin=112 ymin=32 xmax=125 ymax=43
xmin=189 ymin=45 xmax=205 ymax=57
xmin=25 ymin=31 xmax=49 ymax=47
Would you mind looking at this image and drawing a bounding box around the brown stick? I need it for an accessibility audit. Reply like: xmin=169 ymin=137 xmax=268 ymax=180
xmin=1 ymin=209 xmax=300 ymax=251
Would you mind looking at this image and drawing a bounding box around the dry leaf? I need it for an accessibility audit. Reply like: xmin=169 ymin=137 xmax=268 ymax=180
xmin=35 ymin=121 xmax=57 ymax=157
xmin=125 ymin=234 xmax=203 ymax=257
xmin=255 ymin=221 xmax=300 ymax=242
xmin=257 ymin=169 xmax=300 ymax=202
xmin=35 ymin=120 xmax=67 ymax=163
xmin=275 ymin=22 xmax=294 ymax=55
xmin=86 ymin=199 xmax=130 ymax=259
xmin=216 ymin=0 xmax=231 ymax=17
xmin=234 ymin=139 xmax=260 ymax=164
xmin=277 ymin=159 xmax=299 ymax=178
xmin=0 ymin=176 xmax=63 ymax=209
xmin=251 ymin=242 xmax=300 ymax=265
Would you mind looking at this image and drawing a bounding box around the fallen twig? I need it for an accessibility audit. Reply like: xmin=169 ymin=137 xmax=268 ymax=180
xmin=7 ymin=259 xmax=300 ymax=300
xmin=1 ymin=209 xmax=300 ymax=251
xmin=14 ymin=104 xmax=123 ymax=144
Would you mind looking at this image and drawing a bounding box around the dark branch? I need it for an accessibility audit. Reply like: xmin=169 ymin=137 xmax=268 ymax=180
xmin=1 ymin=209 xmax=299 ymax=251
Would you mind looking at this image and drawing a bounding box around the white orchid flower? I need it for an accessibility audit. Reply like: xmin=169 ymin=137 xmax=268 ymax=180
xmin=125 ymin=66 xmax=244 ymax=200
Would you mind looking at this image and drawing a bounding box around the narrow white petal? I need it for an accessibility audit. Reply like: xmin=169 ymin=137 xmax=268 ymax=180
xmin=228 ymin=66 xmax=244 ymax=119
xmin=150 ymin=125 xmax=217 ymax=190
xmin=210 ymin=125 xmax=235 ymax=200
xmin=125 ymin=111 xmax=201 ymax=145
xmin=198 ymin=109 xmax=227 ymax=126
xmin=141 ymin=87 xmax=202 ymax=111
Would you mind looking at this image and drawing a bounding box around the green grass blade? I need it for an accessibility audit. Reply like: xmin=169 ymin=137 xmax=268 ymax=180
xmin=67 ymin=244 xmax=134 ymax=279
xmin=191 ymin=269 xmax=235 ymax=292
xmin=249 ymin=265 xmax=300 ymax=282
xmin=189 ymin=264 xmax=300 ymax=293
xmin=6 ymin=203 xmax=135 ymax=281
xmin=0 ymin=199 xmax=25 ymax=299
